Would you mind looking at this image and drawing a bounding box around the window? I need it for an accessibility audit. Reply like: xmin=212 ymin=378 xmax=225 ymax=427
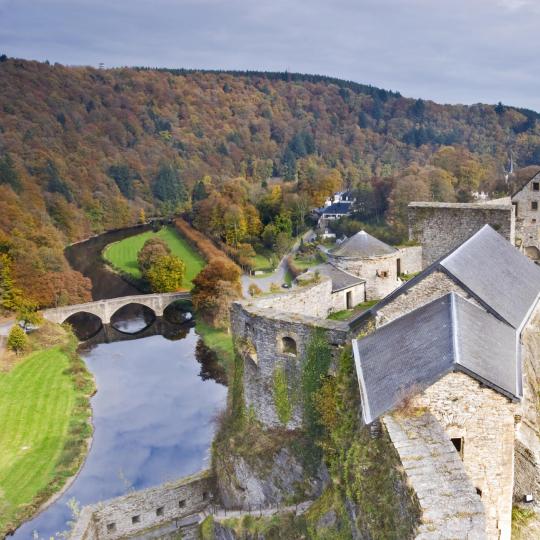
xmin=132 ymin=515 xmax=140 ymax=525
xmin=532 ymin=201 xmax=538 ymax=211
xmin=476 ymin=487 xmax=483 ymax=497
xmin=451 ymin=437 xmax=464 ymax=459
xmin=179 ymin=499 xmax=186 ymax=508
xmin=376 ymin=270 xmax=389 ymax=278
xmin=534 ymin=182 xmax=539 ymax=191
xmin=281 ymin=336 xmax=297 ymax=356
xmin=202 ymin=491 xmax=210 ymax=501
xmin=533 ymin=219 xmax=537 ymax=224
xmin=156 ymin=507 xmax=164 ymax=517
xmin=107 ymin=523 xmax=116 ymax=533
xmin=396 ymin=258 xmax=401 ymax=276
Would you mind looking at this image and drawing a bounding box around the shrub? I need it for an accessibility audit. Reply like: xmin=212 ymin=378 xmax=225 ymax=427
xmin=273 ymin=366 xmax=292 ymax=424
xmin=137 ymin=237 xmax=171 ymax=273
xmin=145 ymin=254 xmax=186 ymax=292
xmin=7 ymin=324 xmax=27 ymax=353
xmin=248 ymin=283 xmax=262 ymax=297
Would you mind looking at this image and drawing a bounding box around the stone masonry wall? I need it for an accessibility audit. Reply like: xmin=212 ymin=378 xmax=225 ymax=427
xmin=408 ymin=202 xmax=515 ymax=267
xmin=253 ymin=277 xmax=333 ymax=319
xmin=230 ymin=301 xmax=350 ymax=429
xmin=512 ymin=172 xmax=540 ymax=255
xmin=413 ymin=372 xmax=516 ymax=540
xmin=331 ymin=252 xmax=400 ymax=300
xmin=375 ymin=270 xmax=483 ymax=326
xmin=330 ymin=282 xmax=366 ymax=312
xmin=70 ymin=470 xmax=213 ymax=540
xmin=398 ymin=245 xmax=423 ymax=275
xmin=384 ymin=412 xmax=486 ymax=540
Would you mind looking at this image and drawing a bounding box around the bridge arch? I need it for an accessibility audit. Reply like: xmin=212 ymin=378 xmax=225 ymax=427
xmin=63 ymin=311 xmax=104 ymax=340
xmin=109 ymin=303 xmax=157 ymax=334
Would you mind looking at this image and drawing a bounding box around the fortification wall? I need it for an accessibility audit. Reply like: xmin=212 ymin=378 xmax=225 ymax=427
xmin=331 ymin=252 xmax=400 ymax=300
xmin=231 ymin=301 xmax=350 ymax=429
xmin=253 ymin=278 xmax=333 ymax=319
xmin=384 ymin=412 xmax=486 ymax=539
xmin=375 ymin=270 xmax=483 ymax=326
xmin=397 ymin=245 xmax=422 ymax=275
xmin=413 ymin=372 xmax=516 ymax=540
xmin=70 ymin=470 xmax=213 ymax=540
xmin=408 ymin=201 xmax=515 ymax=267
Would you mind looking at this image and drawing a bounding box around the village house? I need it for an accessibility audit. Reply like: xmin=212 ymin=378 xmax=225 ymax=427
xmin=512 ymin=169 xmax=540 ymax=260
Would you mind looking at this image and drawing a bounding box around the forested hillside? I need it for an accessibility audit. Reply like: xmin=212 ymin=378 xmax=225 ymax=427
xmin=1 ymin=56 xmax=540 ymax=307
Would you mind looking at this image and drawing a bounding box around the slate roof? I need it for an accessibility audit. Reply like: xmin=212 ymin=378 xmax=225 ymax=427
xmin=353 ymin=293 xmax=520 ymax=424
xmin=321 ymin=202 xmax=354 ymax=215
xmin=312 ymin=263 xmax=365 ymax=292
xmin=330 ymin=230 xmax=398 ymax=259
xmin=351 ymin=225 xmax=540 ymax=331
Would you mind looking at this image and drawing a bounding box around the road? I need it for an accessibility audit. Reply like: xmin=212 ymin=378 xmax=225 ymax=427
xmin=0 ymin=318 xmax=14 ymax=359
xmin=241 ymin=229 xmax=315 ymax=296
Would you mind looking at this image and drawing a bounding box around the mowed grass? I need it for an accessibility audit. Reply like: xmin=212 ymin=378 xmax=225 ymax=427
xmin=103 ymin=226 xmax=206 ymax=288
xmin=0 ymin=347 xmax=76 ymax=534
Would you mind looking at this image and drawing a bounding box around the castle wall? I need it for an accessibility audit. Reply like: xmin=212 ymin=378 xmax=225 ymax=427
xmin=70 ymin=470 xmax=213 ymax=540
xmin=413 ymin=372 xmax=516 ymax=540
xmin=397 ymin=245 xmax=422 ymax=275
xmin=384 ymin=412 xmax=486 ymax=540
xmin=408 ymin=202 xmax=515 ymax=267
xmin=512 ymin=173 xmax=540 ymax=257
xmin=375 ymin=270 xmax=482 ymax=326
xmin=330 ymin=252 xmax=400 ymax=300
xmin=230 ymin=302 xmax=350 ymax=429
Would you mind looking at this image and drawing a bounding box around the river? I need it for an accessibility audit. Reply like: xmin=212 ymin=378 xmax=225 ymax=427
xmin=9 ymin=227 xmax=228 ymax=539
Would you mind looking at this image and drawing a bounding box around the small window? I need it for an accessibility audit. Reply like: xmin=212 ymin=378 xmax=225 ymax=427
xmin=451 ymin=437 xmax=464 ymax=459
xmin=476 ymin=487 xmax=483 ymax=497
xmin=533 ymin=219 xmax=537 ymax=224
xmin=202 ymin=491 xmax=210 ymax=501
xmin=533 ymin=182 xmax=539 ymax=191
xmin=532 ymin=201 xmax=538 ymax=211
xmin=107 ymin=523 xmax=116 ymax=533
xmin=132 ymin=515 xmax=140 ymax=525
xmin=282 ymin=336 xmax=297 ymax=356
xmin=156 ymin=506 xmax=164 ymax=517
xmin=179 ymin=499 xmax=186 ymax=508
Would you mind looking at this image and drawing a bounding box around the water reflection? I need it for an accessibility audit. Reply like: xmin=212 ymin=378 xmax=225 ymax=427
xmin=109 ymin=303 xmax=156 ymax=334
xmin=10 ymin=325 xmax=227 ymax=540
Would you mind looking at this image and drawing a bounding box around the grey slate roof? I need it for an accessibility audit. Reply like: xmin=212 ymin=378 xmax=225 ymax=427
xmin=331 ymin=230 xmax=397 ymax=259
xmin=353 ymin=293 xmax=519 ymax=424
xmin=350 ymin=225 xmax=540 ymax=331
xmin=440 ymin=225 xmax=540 ymax=329
xmin=313 ymin=263 xmax=365 ymax=292
xmin=321 ymin=202 xmax=354 ymax=215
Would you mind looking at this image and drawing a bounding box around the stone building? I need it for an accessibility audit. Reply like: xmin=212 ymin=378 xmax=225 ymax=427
xmin=408 ymin=199 xmax=515 ymax=268
xmin=327 ymin=230 xmax=402 ymax=300
xmin=351 ymin=225 xmax=540 ymax=539
xmin=512 ymin=170 xmax=540 ymax=259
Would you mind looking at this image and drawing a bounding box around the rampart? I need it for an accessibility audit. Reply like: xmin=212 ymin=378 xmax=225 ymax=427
xmin=408 ymin=201 xmax=515 ymax=267
xmin=69 ymin=470 xmax=213 ymax=540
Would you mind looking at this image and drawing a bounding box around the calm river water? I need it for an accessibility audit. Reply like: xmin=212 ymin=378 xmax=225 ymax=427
xmin=10 ymin=227 xmax=227 ymax=539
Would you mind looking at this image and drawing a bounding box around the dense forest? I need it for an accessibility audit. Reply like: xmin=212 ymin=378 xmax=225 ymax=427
xmin=1 ymin=56 xmax=540 ymax=308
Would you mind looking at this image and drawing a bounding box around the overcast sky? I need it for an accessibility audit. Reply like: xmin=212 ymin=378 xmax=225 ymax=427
xmin=1 ymin=0 xmax=539 ymax=111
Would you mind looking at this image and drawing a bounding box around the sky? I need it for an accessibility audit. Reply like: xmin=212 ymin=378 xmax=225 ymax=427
xmin=1 ymin=0 xmax=539 ymax=111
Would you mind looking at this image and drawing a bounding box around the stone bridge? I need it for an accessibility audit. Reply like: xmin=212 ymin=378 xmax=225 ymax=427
xmin=42 ymin=292 xmax=191 ymax=325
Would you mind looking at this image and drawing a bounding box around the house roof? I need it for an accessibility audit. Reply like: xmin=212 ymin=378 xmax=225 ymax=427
xmin=351 ymin=225 xmax=540 ymax=331
xmin=353 ymin=293 xmax=520 ymax=424
xmin=511 ymin=167 xmax=540 ymax=198
xmin=312 ymin=263 xmax=365 ymax=293
xmin=321 ymin=202 xmax=354 ymax=215
xmin=330 ymin=230 xmax=397 ymax=259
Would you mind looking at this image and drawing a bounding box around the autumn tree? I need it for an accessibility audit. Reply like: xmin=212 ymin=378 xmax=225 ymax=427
xmin=145 ymin=254 xmax=186 ymax=292
xmin=191 ymin=258 xmax=242 ymax=328
xmin=7 ymin=325 xmax=27 ymax=354
xmin=137 ymin=238 xmax=171 ymax=273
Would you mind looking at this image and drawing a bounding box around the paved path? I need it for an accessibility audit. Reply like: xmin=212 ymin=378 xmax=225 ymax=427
xmin=241 ymin=229 xmax=315 ymax=296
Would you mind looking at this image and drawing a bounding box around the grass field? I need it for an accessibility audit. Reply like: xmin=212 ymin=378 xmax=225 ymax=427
xmin=327 ymin=299 xmax=379 ymax=321
xmin=0 ymin=333 xmax=93 ymax=536
xmin=103 ymin=226 xmax=206 ymax=288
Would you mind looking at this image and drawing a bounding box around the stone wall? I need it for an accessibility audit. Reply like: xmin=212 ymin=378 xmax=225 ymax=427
xmin=375 ymin=270 xmax=482 ymax=326
xmin=408 ymin=201 xmax=515 ymax=267
xmin=398 ymin=245 xmax=422 ymax=275
xmin=512 ymin=173 xmax=540 ymax=256
xmin=330 ymin=252 xmax=400 ymax=300
xmin=70 ymin=470 xmax=213 ymax=540
xmin=384 ymin=412 xmax=486 ymax=539
xmin=412 ymin=372 xmax=516 ymax=540
xmin=253 ymin=278 xmax=333 ymax=319
xmin=230 ymin=301 xmax=350 ymax=429
xmin=330 ymin=282 xmax=366 ymax=312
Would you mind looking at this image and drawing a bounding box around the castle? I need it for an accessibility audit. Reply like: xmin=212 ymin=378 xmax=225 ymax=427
xmin=70 ymin=205 xmax=540 ymax=539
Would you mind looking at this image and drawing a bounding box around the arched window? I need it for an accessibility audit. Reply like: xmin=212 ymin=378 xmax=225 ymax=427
xmin=282 ymin=336 xmax=297 ymax=356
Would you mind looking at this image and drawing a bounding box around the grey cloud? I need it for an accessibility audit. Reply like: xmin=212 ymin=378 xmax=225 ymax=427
xmin=0 ymin=0 xmax=539 ymax=110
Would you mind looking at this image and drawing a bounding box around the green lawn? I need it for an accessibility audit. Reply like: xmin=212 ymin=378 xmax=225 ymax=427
xmin=251 ymin=251 xmax=275 ymax=273
xmin=103 ymin=226 xmax=206 ymax=288
xmin=327 ymin=300 xmax=379 ymax=321
xmin=0 ymin=344 xmax=90 ymax=535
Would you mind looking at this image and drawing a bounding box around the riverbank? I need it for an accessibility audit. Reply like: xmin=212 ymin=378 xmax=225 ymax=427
xmin=0 ymin=323 xmax=95 ymax=537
